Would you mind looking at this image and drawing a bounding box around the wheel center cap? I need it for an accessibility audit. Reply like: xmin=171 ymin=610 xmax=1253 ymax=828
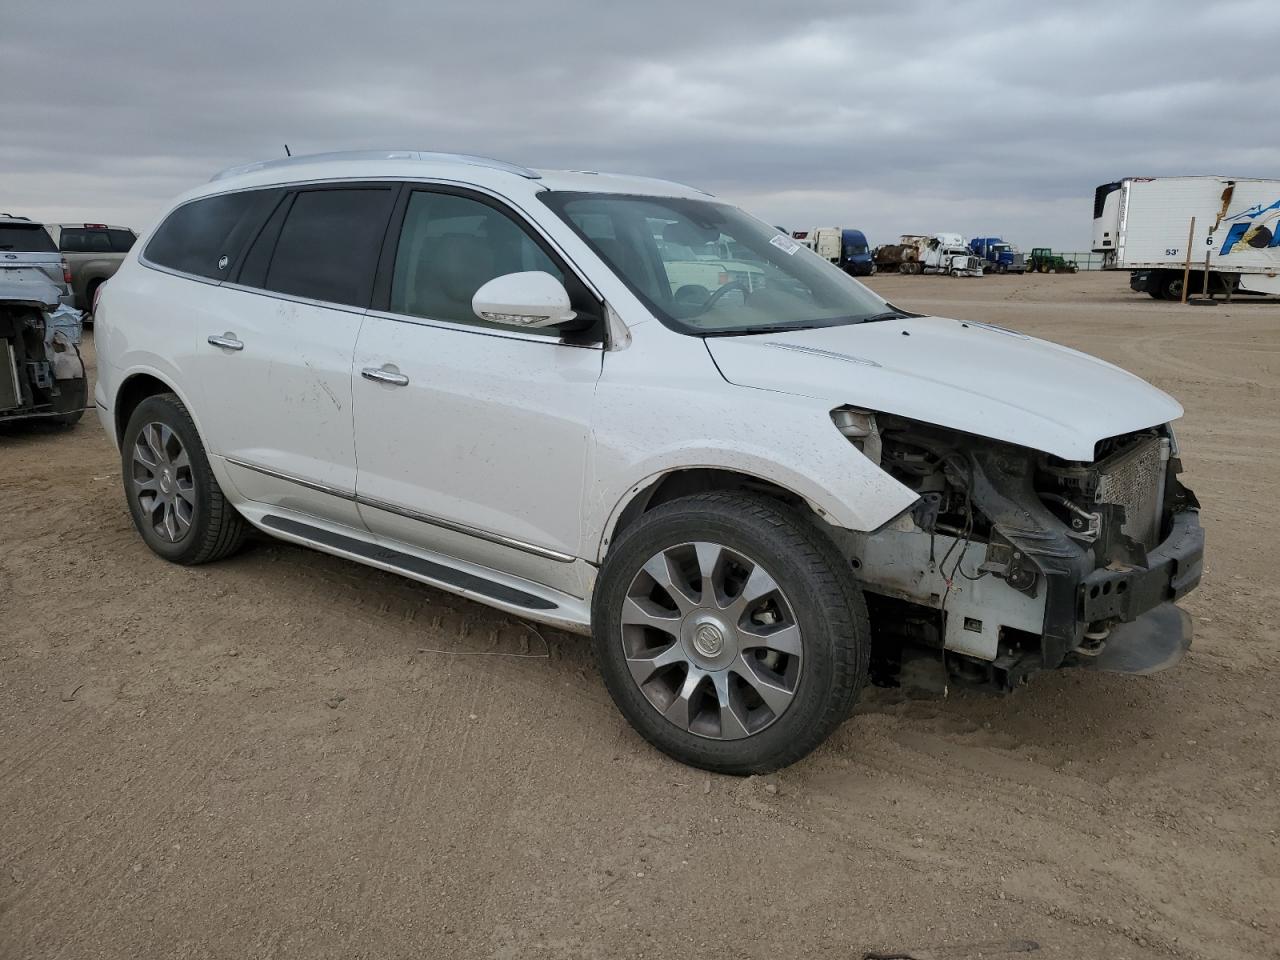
xmin=159 ymin=469 xmax=173 ymax=494
xmin=693 ymin=622 xmax=724 ymax=657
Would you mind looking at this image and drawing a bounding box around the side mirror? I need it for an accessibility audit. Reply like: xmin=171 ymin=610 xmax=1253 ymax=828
xmin=472 ymin=271 xmax=577 ymax=329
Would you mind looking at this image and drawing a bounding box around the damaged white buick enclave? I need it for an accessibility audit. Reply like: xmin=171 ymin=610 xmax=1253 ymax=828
xmin=93 ymin=151 xmax=1204 ymax=773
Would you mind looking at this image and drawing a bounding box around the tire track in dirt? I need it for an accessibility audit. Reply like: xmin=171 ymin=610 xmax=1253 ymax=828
xmin=1 ymin=706 xmax=213 ymax=925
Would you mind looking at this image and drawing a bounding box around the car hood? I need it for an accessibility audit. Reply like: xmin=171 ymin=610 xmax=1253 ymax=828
xmin=704 ymin=315 xmax=1182 ymax=461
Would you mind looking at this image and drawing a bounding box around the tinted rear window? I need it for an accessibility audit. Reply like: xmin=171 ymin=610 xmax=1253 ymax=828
xmin=108 ymin=229 xmax=136 ymax=253
xmin=145 ymin=191 xmax=279 ymax=279
xmin=262 ymin=188 xmax=396 ymax=307
xmin=60 ymin=229 xmax=112 ymax=253
xmin=0 ymin=224 xmax=57 ymax=253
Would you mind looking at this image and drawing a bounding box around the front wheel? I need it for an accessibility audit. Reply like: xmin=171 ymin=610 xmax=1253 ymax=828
xmin=592 ymin=493 xmax=870 ymax=774
xmin=121 ymin=392 xmax=247 ymax=565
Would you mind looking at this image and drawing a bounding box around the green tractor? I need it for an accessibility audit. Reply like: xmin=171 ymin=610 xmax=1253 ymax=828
xmin=1028 ymin=248 xmax=1079 ymax=274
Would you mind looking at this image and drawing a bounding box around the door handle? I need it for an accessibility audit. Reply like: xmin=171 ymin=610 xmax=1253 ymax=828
xmin=207 ymin=334 xmax=244 ymax=351
xmin=361 ymin=365 xmax=410 ymax=387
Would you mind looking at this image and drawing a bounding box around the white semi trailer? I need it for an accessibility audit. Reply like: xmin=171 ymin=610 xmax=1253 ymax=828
xmin=1093 ymin=176 xmax=1280 ymax=299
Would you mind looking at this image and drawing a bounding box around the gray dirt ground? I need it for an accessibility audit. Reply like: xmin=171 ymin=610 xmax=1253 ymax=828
xmin=1 ymin=271 xmax=1277 ymax=960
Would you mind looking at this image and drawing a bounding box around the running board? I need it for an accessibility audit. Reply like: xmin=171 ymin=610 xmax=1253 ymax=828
xmin=261 ymin=514 xmax=557 ymax=611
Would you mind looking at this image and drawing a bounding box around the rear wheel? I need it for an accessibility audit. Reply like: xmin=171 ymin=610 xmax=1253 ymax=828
xmin=50 ymin=377 xmax=86 ymax=427
xmin=84 ymin=279 xmax=103 ymax=323
xmin=1157 ymin=271 xmax=1185 ymax=301
xmin=121 ymin=392 xmax=246 ymax=565
xmin=592 ymin=493 xmax=869 ymax=774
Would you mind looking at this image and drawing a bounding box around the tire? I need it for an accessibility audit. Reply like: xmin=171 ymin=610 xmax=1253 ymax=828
xmin=50 ymin=377 xmax=86 ymax=427
xmin=84 ymin=279 xmax=103 ymax=322
xmin=121 ymin=392 xmax=246 ymax=565
xmin=592 ymin=492 xmax=870 ymax=774
xmin=1158 ymin=271 xmax=1184 ymax=301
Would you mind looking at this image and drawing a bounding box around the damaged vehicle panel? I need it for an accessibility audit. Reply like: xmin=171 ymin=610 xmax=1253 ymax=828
xmin=94 ymin=152 xmax=1204 ymax=775
xmin=841 ymin=415 xmax=1201 ymax=690
xmin=1 ymin=217 xmax=87 ymax=425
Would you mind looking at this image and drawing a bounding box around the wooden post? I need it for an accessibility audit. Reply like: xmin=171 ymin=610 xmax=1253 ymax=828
xmin=1181 ymin=217 xmax=1195 ymax=304
xmin=1203 ymin=245 xmax=1212 ymax=298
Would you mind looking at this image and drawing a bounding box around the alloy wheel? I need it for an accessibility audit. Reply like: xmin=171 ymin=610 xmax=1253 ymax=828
xmin=621 ymin=542 xmax=803 ymax=740
xmin=131 ymin=421 xmax=195 ymax=542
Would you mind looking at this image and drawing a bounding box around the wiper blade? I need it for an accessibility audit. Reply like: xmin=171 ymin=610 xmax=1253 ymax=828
xmin=701 ymin=324 xmax=797 ymax=337
xmin=859 ymin=310 xmax=908 ymax=323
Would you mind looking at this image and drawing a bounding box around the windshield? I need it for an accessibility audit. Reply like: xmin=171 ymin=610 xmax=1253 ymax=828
xmin=540 ymin=192 xmax=891 ymax=336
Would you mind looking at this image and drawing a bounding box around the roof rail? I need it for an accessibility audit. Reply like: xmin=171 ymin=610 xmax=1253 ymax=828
xmin=210 ymin=150 xmax=541 ymax=183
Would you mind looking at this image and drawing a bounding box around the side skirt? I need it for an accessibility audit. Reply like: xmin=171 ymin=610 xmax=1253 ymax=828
xmin=238 ymin=506 xmax=593 ymax=636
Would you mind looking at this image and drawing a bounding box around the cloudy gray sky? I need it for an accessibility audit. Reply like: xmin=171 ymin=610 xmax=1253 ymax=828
xmin=5 ymin=0 xmax=1278 ymax=250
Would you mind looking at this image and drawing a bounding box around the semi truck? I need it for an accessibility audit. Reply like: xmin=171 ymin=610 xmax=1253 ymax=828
xmin=874 ymin=234 xmax=928 ymax=273
xmin=791 ymin=227 xmax=876 ymax=276
xmin=968 ymin=237 xmax=1025 ymax=274
xmin=873 ymin=234 xmax=982 ymax=276
xmin=1093 ymin=176 xmax=1280 ymax=299
xmin=921 ymin=233 xmax=984 ymax=277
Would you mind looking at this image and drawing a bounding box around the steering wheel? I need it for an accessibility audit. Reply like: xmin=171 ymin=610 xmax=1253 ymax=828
xmin=692 ymin=280 xmax=750 ymax=316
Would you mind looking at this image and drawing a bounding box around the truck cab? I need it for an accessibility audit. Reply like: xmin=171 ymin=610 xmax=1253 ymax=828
xmin=969 ymin=236 xmax=1025 ymax=274
xmin=839 ymin=229 xmax=875 ymax=276
xmin=793 ymin=227 xmax=875 ymax=276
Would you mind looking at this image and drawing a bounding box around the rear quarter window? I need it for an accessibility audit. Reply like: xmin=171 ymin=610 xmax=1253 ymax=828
xmin=144 ymin=190 xmax=281 ymax=279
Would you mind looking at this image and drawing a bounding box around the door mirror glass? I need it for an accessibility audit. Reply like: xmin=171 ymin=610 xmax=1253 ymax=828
xmin=472 ymin=271 xmax=576 ymax=329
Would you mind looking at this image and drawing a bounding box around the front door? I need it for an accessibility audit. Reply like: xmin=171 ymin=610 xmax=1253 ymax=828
xmin=352 ymin=187 xmax=602 ymax=588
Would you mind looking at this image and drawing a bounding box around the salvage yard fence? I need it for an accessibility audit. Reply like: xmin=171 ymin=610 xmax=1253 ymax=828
xmin=1056 ymin=251 xmax=1105 ymax=270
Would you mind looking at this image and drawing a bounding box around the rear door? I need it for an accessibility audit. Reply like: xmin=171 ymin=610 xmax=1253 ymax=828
xmin=184 ymin=183 xmax=398 ymax=527
xmin=352 ymin=185 xmax=602 ymax=585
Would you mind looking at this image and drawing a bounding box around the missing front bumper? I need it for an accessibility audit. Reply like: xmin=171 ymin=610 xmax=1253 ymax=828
xmin=1067 ymin=602 xmax=1192 ymax=675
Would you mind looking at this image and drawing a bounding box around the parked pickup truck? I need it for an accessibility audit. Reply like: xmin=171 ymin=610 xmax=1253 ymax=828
xmin=0 ymin=216 xmax=87 ymax=425
xmin=44 ymin=223 xmax=137 ymax=314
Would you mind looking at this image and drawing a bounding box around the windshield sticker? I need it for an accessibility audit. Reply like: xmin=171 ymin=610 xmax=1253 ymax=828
xmin=769 ymin=234 xmax=801 ymax=255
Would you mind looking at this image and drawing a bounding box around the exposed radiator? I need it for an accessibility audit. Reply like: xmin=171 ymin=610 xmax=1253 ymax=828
xmin=1094 ymin=435 xmax=1169 ymax=548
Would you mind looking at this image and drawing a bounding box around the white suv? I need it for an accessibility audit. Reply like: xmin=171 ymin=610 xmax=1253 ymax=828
xmin=94 ymin=151 xmax=1204 ymax=773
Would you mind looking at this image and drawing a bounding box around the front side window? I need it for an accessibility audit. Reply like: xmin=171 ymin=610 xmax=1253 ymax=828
xmin=389 ymin=191 xmax=566 ymax=334
xmin=263 ymin=188 xmax=396 ymax=308
xmin=145 ymin=190 xmax=278 ymax=279
xmin=541 ymin=192 xmax=892 ymax=336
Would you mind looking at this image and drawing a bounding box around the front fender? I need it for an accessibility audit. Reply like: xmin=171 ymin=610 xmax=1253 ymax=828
xmin=586 ymin=382 xmax=918 ymax=562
